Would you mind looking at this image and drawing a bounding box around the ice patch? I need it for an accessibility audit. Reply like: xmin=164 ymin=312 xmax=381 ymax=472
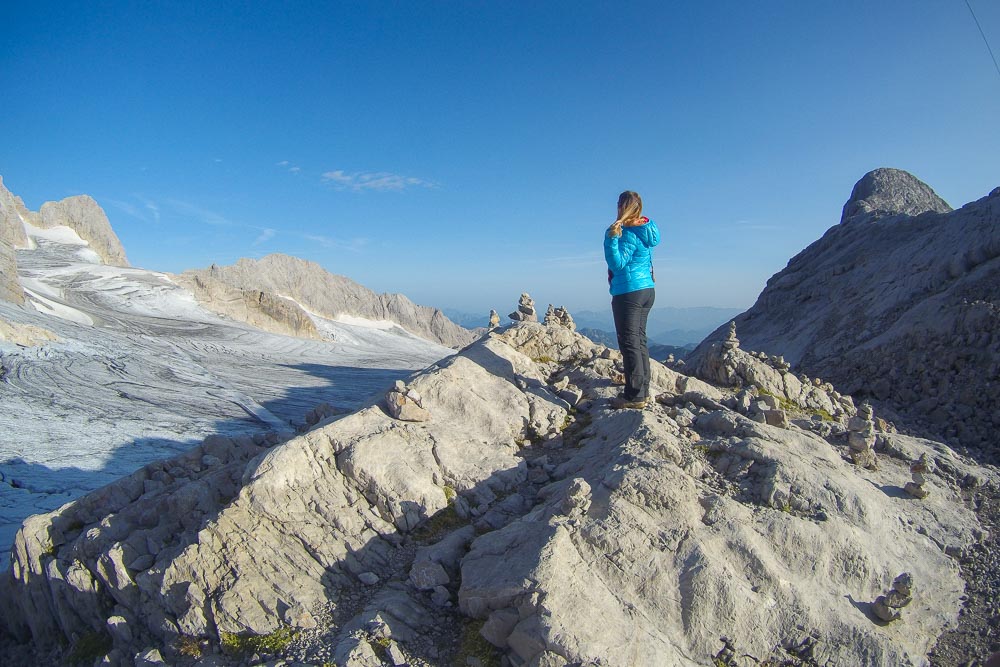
xmin=333 ymin=314 xmax=398 ymax=330
xmin=23 ymin=286 xmax=94 ymax=326
xmin=75 ymin=247 xmax=102 ymax=264
xmin=24 ymin=221 xmax=89 ymax=246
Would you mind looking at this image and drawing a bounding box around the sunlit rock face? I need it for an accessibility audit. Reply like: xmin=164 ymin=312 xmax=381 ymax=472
xmin=183 ymin=254 xmax=476 ymax=349
xmin=690 ymin=170 xmax=1000 ymax=458
xmin=2 ymin=316 xmax=993 ymax=667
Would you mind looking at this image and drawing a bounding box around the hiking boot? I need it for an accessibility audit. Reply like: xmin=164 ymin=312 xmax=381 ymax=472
xmin=611 ymin=395 xmax=646 ymax=410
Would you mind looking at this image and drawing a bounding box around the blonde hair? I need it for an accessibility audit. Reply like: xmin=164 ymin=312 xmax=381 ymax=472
xmin=615 ymin=190 xmax=643 ymax=226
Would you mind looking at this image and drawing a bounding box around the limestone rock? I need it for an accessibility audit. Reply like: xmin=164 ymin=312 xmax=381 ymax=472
xmin=174 ymin=272 xmax=322 ymax=340
xmin=841 ymin=168 xmax=952 ymax=224
xmin=0 ymin=177 xmax=38 ymax=303
xmin=509 ymin=293 xmax=538 ymax=322
xmin=0 ymin=320 xmax=992 ymax=667
xmin=386 ymin=380 xmax=431 ymax=422
xmin=39 ymin=195 xmax=129 ymax=266
xmin=872 ymin=573 xmax=915 ymax=622
xmin=183 ymin=255 xmax=475 ymax=348
xmin=688 ymin=171 xmax=1000 ymax=455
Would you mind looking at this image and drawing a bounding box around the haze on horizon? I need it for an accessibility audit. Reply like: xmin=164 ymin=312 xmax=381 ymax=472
xmin=2 ymin=1 xmax=998 ymax=316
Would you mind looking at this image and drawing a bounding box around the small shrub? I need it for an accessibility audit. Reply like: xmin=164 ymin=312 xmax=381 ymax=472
xmin=443 ymin=485 xmax=456 ymax=503
xmin=175 ymin=635 xmax=203 ymax=658
xmin=412 ymin=504 xmax=467 ymax=543
xmin=67 ymin=631 xmax=112 ymax=665
xmin=453 ymin=619 xmax=501 ymax=667
xmin=220 ymin=626 xmax=298 ymax=657
xmin=812 ymin=408 xmax=834 ymax=422
xmin=532 ymin=355 xmax=556 ymax=364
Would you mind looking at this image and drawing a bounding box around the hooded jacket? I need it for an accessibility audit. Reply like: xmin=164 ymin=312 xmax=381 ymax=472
xmin=604 ymin=217 xmax=660 ymax=296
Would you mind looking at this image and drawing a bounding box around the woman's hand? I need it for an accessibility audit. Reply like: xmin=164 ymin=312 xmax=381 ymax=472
xmin=608 ymin=221 xmax=622 ymax=238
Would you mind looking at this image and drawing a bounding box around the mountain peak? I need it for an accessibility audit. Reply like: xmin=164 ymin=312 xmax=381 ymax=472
xmin=840 ymin=167 xmax=952 ymax=224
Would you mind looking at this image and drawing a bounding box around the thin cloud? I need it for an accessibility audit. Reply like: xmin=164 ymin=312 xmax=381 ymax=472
xmin=135 ymin=195 xmax=161 ymax=224
xmin=301 ymin=233 xmax=369 ymax=252
xmin=166 ymin=199 xmax=234 ymax=226
xmin=276 ymin=160 xmax=289 ymax=167
xmin=276 ymin=160 xmax=302 ymax=175
xmin=105 ymin=195 xmax=160 ymax=224
xmin=289 ymin=166 xmax=301 ymax=174
xmin=321 ymin=169 xmax=436 ymax=192
xmin=253 ymin=228 xmax=276 ymax=246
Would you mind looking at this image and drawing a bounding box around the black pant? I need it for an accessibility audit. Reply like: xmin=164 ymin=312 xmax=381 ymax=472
xmin=612 ymin=288 xmax=655 ymax=400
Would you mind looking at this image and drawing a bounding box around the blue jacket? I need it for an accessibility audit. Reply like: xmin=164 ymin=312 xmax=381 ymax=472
xmin=604 ymin=218 xmax=660 ymax=296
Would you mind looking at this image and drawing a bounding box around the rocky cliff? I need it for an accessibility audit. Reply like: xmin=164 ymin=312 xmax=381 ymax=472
xmin=38 ymin=195 xmax=129 ymax=267
xmin=0 ymin=176 xmax=129 ymax=306
xmin=2 ymin=318 xmax=992 ymax=666
xmin=0 ymin=176 xmax=36 ymax=304
xmin=183 ymin=255 xmax=475 ymax=349
xmin=690 ymin=169 xmax=1000 ymax=458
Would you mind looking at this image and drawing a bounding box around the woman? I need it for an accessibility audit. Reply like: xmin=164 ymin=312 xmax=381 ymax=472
xmin=604 ymin=190 xmax=660 ymax=409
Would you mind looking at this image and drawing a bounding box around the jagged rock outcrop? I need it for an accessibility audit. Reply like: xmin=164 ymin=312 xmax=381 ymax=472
xmin=2 ymin=319 xmax=992 ymax=666
xmin=38 ymin=195 xmax=129 ymax=267
xmin=0 ymin=177 xmax=129 ymax=305
xmin=0 ymin=176 xmax=35 ymax=304
xmin=690 ymin=169 xmax=1000 ymax=456
xmin=841 ymin=167 xmax=952 ymax=224
xmin=183 ymin=255 xmax=474 ymax=349
xmin=172 ymin=272 xmax=321 ymax=340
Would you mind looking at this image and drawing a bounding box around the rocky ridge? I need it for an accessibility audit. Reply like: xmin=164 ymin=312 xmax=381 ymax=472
xmin=183 ymin=256 xmax=475 ymax=349
xmin=2 ymin=313 xmax=994 ymax=666
xmin=689 ymin=169 xmax=1000 ymax=459
xmin=0 ymin=176 xmax=129 ymax=304
xmin=0 ymin=176 xmax=35 ymax=304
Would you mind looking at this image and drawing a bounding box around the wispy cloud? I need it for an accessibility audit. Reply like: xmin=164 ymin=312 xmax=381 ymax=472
xmin=321 ymin=169 xmax=436 ymax=192
xmin=166 ymin=199 xmax=235 ymax=226
xmin=252 ymin=228 xmax=276 ymax=246
xmin=276 ymin=160 xmax=302 ymax=175
xmin=105 ymin=195 xmax=161 ymax=224
xmin=301 ymin=233 xmax=369 ymax=252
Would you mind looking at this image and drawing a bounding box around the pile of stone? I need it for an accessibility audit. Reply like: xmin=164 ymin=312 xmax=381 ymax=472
xmin=847 ymin=403 xmax=878 ymax=469
xmin=904 ymin=453 xmax=934 ymax=499
xmin=508 ymin=293 xmax=537 ymax=322
xmin=543 ymin=304 xmax=576 ymax=330
xmin=872 ymin=573 xmax=915 ymax=622
xmin=689 ymin=321 xmax=855 ymax=425
xmin=385 ymin=380 xmax=430 ymax=422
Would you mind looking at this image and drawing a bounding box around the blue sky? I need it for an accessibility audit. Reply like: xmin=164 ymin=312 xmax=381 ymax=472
xmin=3 ymin=1 xmax=998 ymax=315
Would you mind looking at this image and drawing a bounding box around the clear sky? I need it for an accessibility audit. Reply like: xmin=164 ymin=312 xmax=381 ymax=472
xmin=3 ymin=1 xmax=998 ymax=316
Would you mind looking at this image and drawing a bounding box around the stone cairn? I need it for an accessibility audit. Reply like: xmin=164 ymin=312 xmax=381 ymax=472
xmin=723 ymin=321 xmax=739 ymax=350
xmin=847 ymin=403 xmax=878 ymax=469
xmin=904 ymin=453 xmax=933 ymax=499
xmin=385 ymin=380 xmax=430 ymax=422
xmin=554 ymin=305 xmax=575 ymax=331
xmin=508 ymin=292 xmax=538 ymax=322
xmin=488 ymin=309 xmax=500 ymax=330
xmin=872 ymin=573 xmax=914 ymax=622
xmin=542 ymin=304 xmax=576 ymax=331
